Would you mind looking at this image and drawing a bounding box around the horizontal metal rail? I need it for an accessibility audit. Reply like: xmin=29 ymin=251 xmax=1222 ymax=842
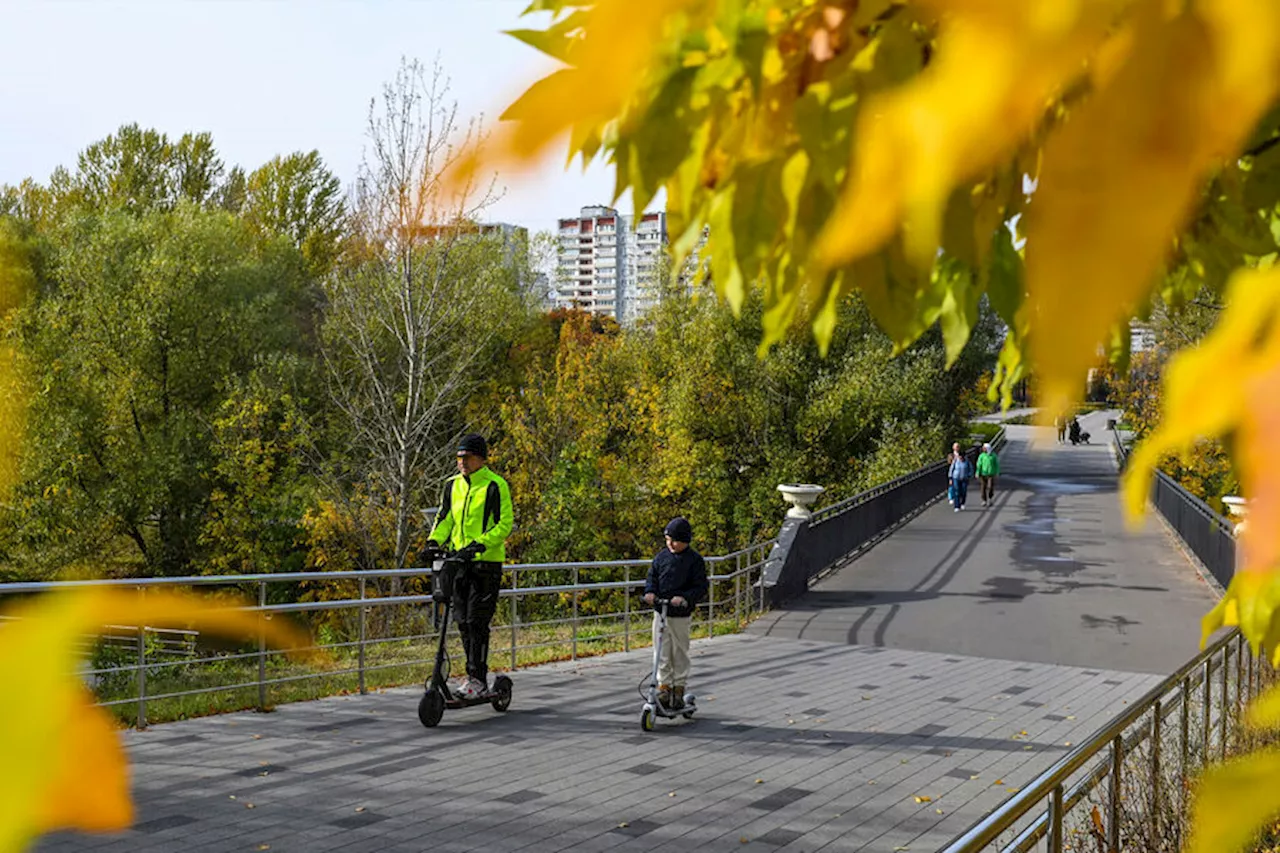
xmin=2 ymin=540 xmax=776 ymax=728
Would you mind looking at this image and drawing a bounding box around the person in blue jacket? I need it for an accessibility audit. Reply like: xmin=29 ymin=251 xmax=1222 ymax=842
xmin=949 ymin=448 xmax=973 ymax=511
xmin=642 ymin=517 xmax=708 ymax=710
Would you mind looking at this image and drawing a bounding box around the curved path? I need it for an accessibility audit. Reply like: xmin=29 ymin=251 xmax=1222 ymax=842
xmin=751 ymin=411 xmax=1218 ymax=674
xmin=36 ymin=412 xmax=1219 ymax=853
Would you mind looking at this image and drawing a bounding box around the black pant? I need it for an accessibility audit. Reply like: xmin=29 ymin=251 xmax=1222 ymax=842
xmin=980 ymin=475 xmax=995 ymax=503
xmin=453 ymin=561 xmax=502 ymax=682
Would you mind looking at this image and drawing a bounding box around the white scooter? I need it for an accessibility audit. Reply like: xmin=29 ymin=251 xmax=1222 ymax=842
xmin=639 ymin=599 xmax=697 ymax=731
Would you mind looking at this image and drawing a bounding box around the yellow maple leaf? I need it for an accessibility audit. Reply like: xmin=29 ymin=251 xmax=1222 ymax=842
xmin=816 ymin=0 xmax=1121 ymax=270
xmin=1029 ymin=0 xmax=1280 ymax=415
xmin=1185 ymin=747 xmax=1280 ymax=853
xmin=449 ymin=0 xmax=697 ymax=196
xmin=1123 ymin=266 xmax=1280 ymax=657
xmin=0 ymin=589 xmax=310 ymax=851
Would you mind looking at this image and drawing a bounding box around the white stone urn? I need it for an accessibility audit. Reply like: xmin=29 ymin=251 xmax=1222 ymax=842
xmin=1222 ymin=495 xmax=1248 ymax=535
xmin=777 ymin=483 xmax=825 ymax=519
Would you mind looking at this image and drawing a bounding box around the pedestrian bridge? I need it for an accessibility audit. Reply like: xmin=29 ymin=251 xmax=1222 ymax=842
xmin=30 ymin=410 xmax=1235 ymax=853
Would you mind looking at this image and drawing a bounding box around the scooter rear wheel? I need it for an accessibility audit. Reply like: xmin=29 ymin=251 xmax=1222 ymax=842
xmin=640 ymin=708 xmax=655 ymax=732
xmin=418 ymin=688 xmax=445 ymax=728
xmin=491 ymin=675 xmax=513 ymax=712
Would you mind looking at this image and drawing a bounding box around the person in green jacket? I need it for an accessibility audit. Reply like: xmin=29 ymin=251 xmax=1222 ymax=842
xmin=976 ymin=442 xmax=1001 ymax=508
xmin=425 ymin=433 xmax=514 ymax=698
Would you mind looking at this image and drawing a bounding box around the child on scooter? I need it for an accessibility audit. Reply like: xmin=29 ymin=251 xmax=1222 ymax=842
xmin=642 ymin=517 xmax=708 ymax=710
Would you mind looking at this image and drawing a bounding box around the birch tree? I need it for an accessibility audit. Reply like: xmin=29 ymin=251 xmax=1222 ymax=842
xmin=321 ymin=58 xmax=524 ymax=571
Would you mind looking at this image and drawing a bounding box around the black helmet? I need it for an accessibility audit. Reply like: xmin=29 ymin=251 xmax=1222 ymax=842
xmin=664 ymin=517 xmax=692 ymax=543
xmin=456 ymin=433 xmax=488 ymax=458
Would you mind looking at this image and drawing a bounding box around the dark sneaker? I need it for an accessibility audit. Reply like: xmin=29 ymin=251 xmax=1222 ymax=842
xmin=671 ymin=687 xmax=686 ymax=710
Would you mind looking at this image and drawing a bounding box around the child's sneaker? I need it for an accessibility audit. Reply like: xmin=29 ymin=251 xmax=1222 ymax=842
xmin=657 ymin=684 xmax=672 ymax=708
xmin=671 ymin=686 xmax=686 ymax=710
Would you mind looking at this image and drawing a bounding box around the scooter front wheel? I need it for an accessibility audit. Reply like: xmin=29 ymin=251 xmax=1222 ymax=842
xmin=491 ymin=675 xmax=513 ymax=712
xmin=640 ymin=708 xmax=655 ymax=732
xmin=418 ymin=688 xmax=445 ymax=728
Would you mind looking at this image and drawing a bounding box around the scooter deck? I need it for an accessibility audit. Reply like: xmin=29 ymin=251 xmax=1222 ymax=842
xmin=444 ymin=691 xmax=500 ymax=709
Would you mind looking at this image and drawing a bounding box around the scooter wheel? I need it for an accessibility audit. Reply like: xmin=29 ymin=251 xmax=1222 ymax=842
xmin=491 ymin=675 xmax=513 ymax=712
xmin=640 ymin=708 xmax=655 ymax=732
xmin=418 ymin=688 xmax=445 ymax=728
xmin=682 ymin=710 xmax=695 ymax=719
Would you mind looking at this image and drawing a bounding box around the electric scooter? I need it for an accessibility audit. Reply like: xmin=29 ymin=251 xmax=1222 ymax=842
xmin=417 ymin=553 xmax=513 ymax=727
xmin=639 ymin=599 xmax=697 ymax=731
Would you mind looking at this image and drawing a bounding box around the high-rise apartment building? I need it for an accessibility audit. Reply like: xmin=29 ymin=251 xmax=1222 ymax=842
xmin=621 ymin=212 xmax=668 ymax=324
xmin=556 ymin=205 xmax=626 ymax=318
xmin=555 ymin=205 xmax=674 ymax=323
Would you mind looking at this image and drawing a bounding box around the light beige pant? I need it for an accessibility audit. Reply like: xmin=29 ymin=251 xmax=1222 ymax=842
xmin=653 ymin=613 xmax=692 ymax=687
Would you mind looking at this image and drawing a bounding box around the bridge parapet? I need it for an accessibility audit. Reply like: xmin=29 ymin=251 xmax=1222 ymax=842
xmin=760 ymin=429 xmax=1005 ymax=607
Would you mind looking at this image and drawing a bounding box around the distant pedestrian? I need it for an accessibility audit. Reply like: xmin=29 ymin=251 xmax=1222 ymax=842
xmin=947 ymin=442 xmax=961 ymax=506
xmin=976 ymin=443 xmax=1000 ymax=507
xmin=949 ymin=447 xmax=973 ymax=511
xmin=1056 ymin=414 xmax=1067 ymax=444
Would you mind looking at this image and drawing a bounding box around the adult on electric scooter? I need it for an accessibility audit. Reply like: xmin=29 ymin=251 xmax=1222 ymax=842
xmin=642 ymin=517 xmax=708 ymax=712
xmin=423 ymin=433 xmax=513 ymax=700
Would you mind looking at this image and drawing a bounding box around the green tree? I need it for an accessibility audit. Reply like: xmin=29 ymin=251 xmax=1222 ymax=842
xmin=239 ymin=151 xmax=346 ymax=278
xmin=13 ymin=205 xmax=314 ymax=576
xmin=200 ymin=357 xmax=317 ymax=576
xmin=49 ymin=124 xmax=225 ymax=214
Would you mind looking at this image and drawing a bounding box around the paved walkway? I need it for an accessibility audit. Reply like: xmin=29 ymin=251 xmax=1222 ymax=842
xmin=751 ymin=413 xmax=1219 ymax=673
xmin=34 ymin=410 xmax=1215 ymax=853
xmin=38 ymin=637 xmax=1159 ymax=853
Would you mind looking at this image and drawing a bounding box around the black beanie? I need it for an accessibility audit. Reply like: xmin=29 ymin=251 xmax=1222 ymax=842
xmin=664 ymin=517 xmax=692 ymax=543
xmin=456 ymin=433 xmax=488 ymax=458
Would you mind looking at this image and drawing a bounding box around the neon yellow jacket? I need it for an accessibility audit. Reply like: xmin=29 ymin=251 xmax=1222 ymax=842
xmin=427 ymin=467 xmax=514 ymax=562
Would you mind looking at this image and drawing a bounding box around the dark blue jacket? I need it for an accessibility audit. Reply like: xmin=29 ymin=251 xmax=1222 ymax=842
xmin=645 ymin=547 xmax=708 ymax=618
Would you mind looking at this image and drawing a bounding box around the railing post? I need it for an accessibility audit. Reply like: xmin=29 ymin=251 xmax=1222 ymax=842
xmin=1180 ymin=677 xmax=1190 ymax=851
xmin=1248 ymin=643 xmax=1256 ymax=703
xmin=136 ymin=587 xmax=147 ymax=730
xmin=511 ymin=568 xmax=519 ymax=670
xmin=708 ymin=571 xmax=716 ymax=639
xmin=1236 ymin=634 xmax=1245 ymax=715
xmin=1150 ymin=699 xmax=1161 ymax=841
xmin=358 ymin=576 xmax=367 ymax=696
xmin=624 ymin=564 xmax=631 ymax=653
xmin=1221 ymin=644 xmax=1230 ymax=758
xmin=1202 ymin=659 xmax=1212 ymax=762
xmin=571 ymin=565 xmax=578 ymax=662
xmin=257 ymin=580 xmax=268 ymax=710
xmin=735 ymin=572 xmax=742 ymax=629
xmin=1049 ymin=783 xmax=1064 ymax=853
xmin=1109 ymin=735 xmax=1122 ymax=853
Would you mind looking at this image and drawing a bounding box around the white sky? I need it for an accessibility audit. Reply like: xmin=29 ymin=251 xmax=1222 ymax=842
xmin=0 ymin=0 xmax=652 ymax=231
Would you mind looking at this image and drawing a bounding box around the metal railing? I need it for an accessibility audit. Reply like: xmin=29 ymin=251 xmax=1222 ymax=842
xmin=944 ymin=426 xmax=1252 ymax=852
xmin=0 ymin=540 xmax=774 ymax=729
xmin=1112 ymin=425 xmax=1236 ymax=589
xmin=942 ymin=628 xmax=1265 ymax=853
